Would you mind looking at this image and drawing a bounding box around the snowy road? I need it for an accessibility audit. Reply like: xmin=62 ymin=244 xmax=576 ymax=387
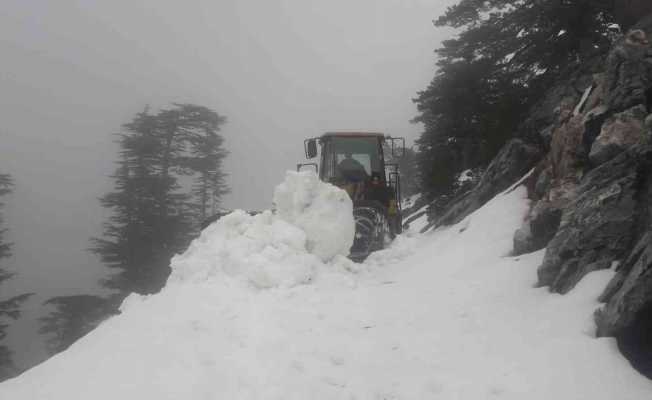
xmin=1 ymin=172 xmax=650 ymax=399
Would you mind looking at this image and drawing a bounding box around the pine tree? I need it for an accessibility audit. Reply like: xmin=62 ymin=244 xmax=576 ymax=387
xmin=0 ymin=174 xmax=31 ymax=381
xmin=92 ymin=105 xmax=229 ymax=296
xmin=413 ymin=0 xmax=616 ymax=200
xmin=38 ymin=295 xmax=115 ymax=355
xmin=162 ymin=104 xmax=230 ymax=225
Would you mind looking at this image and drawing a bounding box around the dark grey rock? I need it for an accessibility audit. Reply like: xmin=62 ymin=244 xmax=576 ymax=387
xmin=538 ymin=125 xmax=554 ymax=150
xmin=549 ymin=114 xmax=586 ymax=181
xmin=536 ymin=145 xmax=652 ymax=293
xmin=605 ymin=29 xmax=652 ymax=113
xmin=513 ymin=200 xmax=563 ymax=256
xmin=529 ymin=202 xmax=563 ymax=251
xmin=589 ymin=105 xmax=648 ymax=166
xmin=513 ymin=223 xmax=533 ymax=256
xmin=534 ymin=167 xmax=552 ymax=199
xmin=595 ymin=145 xmax=652 ymax=333
xmin=596 ymin=234 xmax=652 ymax=336
xmin=582 ymin=105 xmax=610 ymax=152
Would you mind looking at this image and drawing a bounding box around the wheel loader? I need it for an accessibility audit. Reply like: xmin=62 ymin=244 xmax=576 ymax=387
xmin=298 ymin=132 xmax=405 ymax=261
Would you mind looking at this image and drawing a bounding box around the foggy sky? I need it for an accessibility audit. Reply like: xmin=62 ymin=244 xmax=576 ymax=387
xmin=1 ymin=0 xmax=455 ymax=367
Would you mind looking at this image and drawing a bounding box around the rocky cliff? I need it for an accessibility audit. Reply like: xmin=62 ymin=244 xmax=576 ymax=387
xmin=429 ymin=15 xmax=652 ymax=378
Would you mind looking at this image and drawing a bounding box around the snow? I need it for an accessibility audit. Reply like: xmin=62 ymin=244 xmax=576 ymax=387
xmin=573 ymin=85 xmax=593 ymax=116
xmin=401 ymin=193 xmax=421 ymax=209
xmin=272 ymin=171 xmax=355 ymax=262
xmin=1 ymin=173 xmax=651 ymax=399
xmin=457 ymin=169 xmax=474 ymax=183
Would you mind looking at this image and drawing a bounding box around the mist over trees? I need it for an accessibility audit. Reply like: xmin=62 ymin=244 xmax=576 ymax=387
xmin=0 ymin=174 xmax=32 ymax=380
xmin=38 ymin=295 xmax=115 ymax=355
xmin=35 ymin=104 xmax=230 ymax=361
xmin=91 ymin=104 xmax=229 ymax=296
xmin=413 ymin=0 xmax=616 ymax=203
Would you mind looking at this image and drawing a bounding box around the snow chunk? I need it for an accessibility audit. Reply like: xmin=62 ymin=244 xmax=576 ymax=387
xmin=457 ymin=169 xmax=474 ymax=183
xmin=169 ymin=170 xmax=354 ymax=289
xmin=273 ymin=170 xmax=354 ymax=262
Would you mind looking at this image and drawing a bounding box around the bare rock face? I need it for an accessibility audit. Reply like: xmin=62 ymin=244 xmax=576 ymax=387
xmin=512 ymin=95 xmax=596 ymax=256
xmin=605 ymin=29 xmax=652 ymax=113
xmin=596 ymin=236 xmax=652 ymax=336
xmin=513 ymin=200 xmax=563 ymax=256
xmin=589 ymin=105 xmax=648 ymax=165
xmin=549 ymin=114 xmax=587 ymax=179
xmin=536 ymin=145 xmax=650 ymax=293
xmin=592 ymin=146 xmax=652 ymax=377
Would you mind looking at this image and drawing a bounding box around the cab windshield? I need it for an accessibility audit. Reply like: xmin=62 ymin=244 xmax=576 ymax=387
xmin=321 ymin=136 xmax=383 ymax=182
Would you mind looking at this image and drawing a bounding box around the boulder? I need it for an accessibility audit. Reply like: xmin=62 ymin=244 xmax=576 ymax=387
xmin=595 ymin=145 xmax=652 ymax=333
xmin=605 ymin=29 xmax=652 ymax=113
xmin=596 ymin=234 xmax=652 ymax=336
xmin=513 ymin=200 xmax=563 ymax=256
xmin=536 ymin=145 xmax=651 ymax=293
xmin=589 ymin=105 xmax=648 ymax=165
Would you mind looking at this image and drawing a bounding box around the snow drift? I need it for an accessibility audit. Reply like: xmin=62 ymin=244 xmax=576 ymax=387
xmin=170 ymin=171 xmax=355 ymax=289
xmin=1 ymin=171 xmax=651 ymax=399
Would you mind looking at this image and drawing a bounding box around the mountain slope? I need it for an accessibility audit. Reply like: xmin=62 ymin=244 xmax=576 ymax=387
xmin=1 ymin=172 xmax=650 ymax=399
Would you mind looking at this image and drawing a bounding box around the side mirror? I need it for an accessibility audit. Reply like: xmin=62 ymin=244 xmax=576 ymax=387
xmin=304 ymin=139 xmax=318 ymax=159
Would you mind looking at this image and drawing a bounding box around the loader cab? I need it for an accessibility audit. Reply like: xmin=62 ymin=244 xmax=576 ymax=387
xmin=319 ymin=134 xmax=385 ymax=184
xmin=300 ymin=132 xmax=405 ymax=260
xmin=301 ymin=132 xmax=404 ymax=200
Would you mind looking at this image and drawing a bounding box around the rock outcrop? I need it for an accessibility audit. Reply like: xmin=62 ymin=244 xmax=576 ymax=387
xmin=605 ymin=29 xmax=652 ymax=113
xmin=430 ymin=14 xmax=652 ymax=378
xmin=537 ymin=145 xmax=648 ymax=293
xmin=529 ymin=21 xmax=652 ymax=377
xmin=589 ymin=105 xmax=648 ymax=165
xmin=535 ymin=25 xmax=652 ymax=291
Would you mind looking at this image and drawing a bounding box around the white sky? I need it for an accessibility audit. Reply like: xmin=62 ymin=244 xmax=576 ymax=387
xmin=0 ymin=0 xmax=455 ymax=367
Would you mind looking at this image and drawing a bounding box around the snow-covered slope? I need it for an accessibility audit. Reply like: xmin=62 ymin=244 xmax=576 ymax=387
xmin=1 ymin=171 xmax=650 ymax=399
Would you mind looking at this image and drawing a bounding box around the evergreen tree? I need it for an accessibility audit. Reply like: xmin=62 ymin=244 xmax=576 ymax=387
xmin=0 ymin=174 xmax=31 ymax=380
xmin=38 ymin=295 xmax=115 ymax=355
xmin=92 ymin=105 xmax=229 ymax=296
xmin=413 ymin=0 xmax=616 ymax=200
xmin=166 ymin=104 xmax=230 ymax=223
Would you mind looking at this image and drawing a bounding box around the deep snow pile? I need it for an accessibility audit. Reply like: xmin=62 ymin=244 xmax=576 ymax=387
xmin=1 ymin=171 xmax=651 ymax=399
xmin=169 ymin=171 xmax=355 ymax=289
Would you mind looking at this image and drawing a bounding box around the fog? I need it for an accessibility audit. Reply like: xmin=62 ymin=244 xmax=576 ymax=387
xmin=1 ymin=0 xmax=454 ymax=368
